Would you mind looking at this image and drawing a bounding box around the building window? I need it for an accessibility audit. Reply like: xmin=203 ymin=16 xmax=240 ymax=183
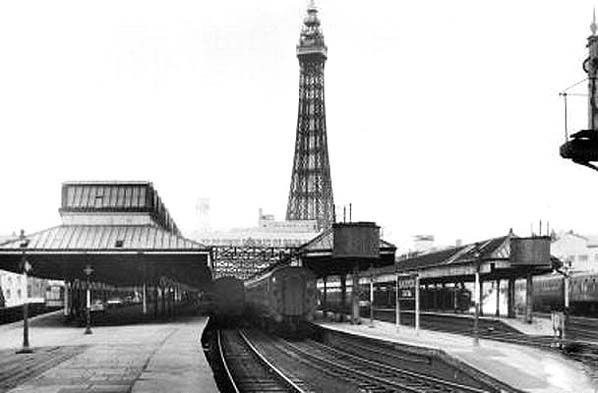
xmin=17 ymin=289 xmax=21 ymax=299
xmin=579 ymin=255 xmax=589 ymax=262
xmin=5 ymin=289 xmax=10 ymax=299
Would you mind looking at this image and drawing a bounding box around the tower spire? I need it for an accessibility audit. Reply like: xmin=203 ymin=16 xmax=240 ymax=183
xmin=592 ymin=7 xmax=597 ymax=35
xmin=286 ymin=2 xmax=334 ymax=230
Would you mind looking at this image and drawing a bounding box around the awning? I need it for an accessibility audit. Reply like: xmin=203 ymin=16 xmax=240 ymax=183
xmin=0 ymin=225 xmax=212 ymax=287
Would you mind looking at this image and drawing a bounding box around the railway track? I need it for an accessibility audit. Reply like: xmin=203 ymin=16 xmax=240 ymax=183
xmin=565 ymin=316 xmax=598 ymax=342
xmin=246 ymin=329 xmax=498 ymax=393
xmin=371 ymin=308 xmax=598 ymax=372
xmin=217 ymin=329 xmax=307 ymax=393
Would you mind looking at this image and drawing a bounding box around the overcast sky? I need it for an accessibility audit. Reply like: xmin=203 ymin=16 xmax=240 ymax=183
xmin=1 ymin=1 xmax=597 ymax=251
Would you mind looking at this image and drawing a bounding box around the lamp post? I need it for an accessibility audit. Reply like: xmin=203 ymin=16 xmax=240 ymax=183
xmin=83 ymin=264 xmax=94 ymax=335
xmin=16 ymin=230 xmax=32 ymax=354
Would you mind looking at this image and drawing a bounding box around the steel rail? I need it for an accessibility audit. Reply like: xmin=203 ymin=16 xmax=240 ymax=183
xmin=305 ymin=339 xmax=489 ymax=393
xmin=265 ymin=333 xmax=490 ymax=393
xmin=326 ymin=334 xmax=432 ymax=365
xmin=218 ymin=329 xmax=306 ymax=393
xmin=216 ymin=330 xmax=241 ymax=393
xmin=237 ymin=330 xmax=307 ymax=393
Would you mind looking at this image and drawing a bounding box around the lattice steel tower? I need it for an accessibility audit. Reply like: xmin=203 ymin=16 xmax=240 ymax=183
xmin=286 ymin=0 xmax=334 ymax=230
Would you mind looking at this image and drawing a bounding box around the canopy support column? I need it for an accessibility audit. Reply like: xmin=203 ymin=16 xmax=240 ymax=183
xmin=507 ymin=278 xmax=515 ymax=318
xmin=525 ymin=273 xmax=534 ymax=324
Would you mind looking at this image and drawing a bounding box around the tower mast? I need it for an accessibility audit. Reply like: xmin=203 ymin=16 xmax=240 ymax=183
xmin=560 ymin=10 xmax=598 ymax=170
xmin=286 ymin=1 xmax=335 ymax=230
xmin=587 ymin=8 xmax=598 ymax=130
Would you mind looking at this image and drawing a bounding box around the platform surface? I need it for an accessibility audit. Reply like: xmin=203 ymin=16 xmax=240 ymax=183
xmin=0 ymin=311 xmax=219 ymax=393
xmin=379 ymin=309 xmax=555 ymax=336
xmin=317 ymin=316 xmax=598 ymax=393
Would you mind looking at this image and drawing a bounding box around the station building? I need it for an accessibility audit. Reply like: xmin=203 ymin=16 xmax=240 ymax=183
xmin=550 ymin=230 xmax=598 ymax=272
xmin=193 ymin=209 xmax=318 ymax=249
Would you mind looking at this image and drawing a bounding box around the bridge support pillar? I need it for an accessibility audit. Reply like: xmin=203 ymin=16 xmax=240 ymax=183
xmin=525 ymin=273 xmax=533 ymax=324
xmin=507 ymin=278 xmax=515 ymax=318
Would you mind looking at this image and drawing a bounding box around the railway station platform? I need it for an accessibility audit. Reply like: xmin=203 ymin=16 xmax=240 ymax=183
xmin=385 ymin=309 xmax=556 ymax=336
xmin=0 ymin=309 xmax=218 ymax=393
xmin=316 ymin=315 xmax=598 ymax=393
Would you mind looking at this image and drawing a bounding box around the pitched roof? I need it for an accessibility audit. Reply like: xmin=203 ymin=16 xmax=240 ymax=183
xmin=0 ymin=225 xmax=206 ymax=252
xmin=59 ymin=181 xmax=180 ymax=235
xmin=397 ymin=235 xmax=510 ymax=271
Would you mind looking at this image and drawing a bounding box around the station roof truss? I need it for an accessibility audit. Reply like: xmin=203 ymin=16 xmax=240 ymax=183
xmin=395 ymin=234 xmax=558 ymax=283
xmin=210 ymin=245 xmax=295 ymax=280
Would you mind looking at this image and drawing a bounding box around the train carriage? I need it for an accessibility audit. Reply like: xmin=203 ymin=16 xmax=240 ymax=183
xmin=245 ymin=266 xmax=317 ymax=334
xmin=512 ymin=272 xmax=598 ymax=316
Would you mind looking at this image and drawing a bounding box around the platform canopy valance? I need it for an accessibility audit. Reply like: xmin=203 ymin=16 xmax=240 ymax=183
xmin=0 ymin=225 xmax=211 ymax=286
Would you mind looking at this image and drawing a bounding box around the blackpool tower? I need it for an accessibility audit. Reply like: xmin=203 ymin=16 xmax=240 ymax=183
xmin=286 ymin=1 xmax=334 ymax=230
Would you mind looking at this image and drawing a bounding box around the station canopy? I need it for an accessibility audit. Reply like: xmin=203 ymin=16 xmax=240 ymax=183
xmin=395 ymin=232 xmax=559 ymax=283
xmin=0 ymin=181 xmax=211 ymax=287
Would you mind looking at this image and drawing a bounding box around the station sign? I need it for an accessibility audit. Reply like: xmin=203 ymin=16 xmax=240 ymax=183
xmin=398 ymin=276 xmax=416 ymax=299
